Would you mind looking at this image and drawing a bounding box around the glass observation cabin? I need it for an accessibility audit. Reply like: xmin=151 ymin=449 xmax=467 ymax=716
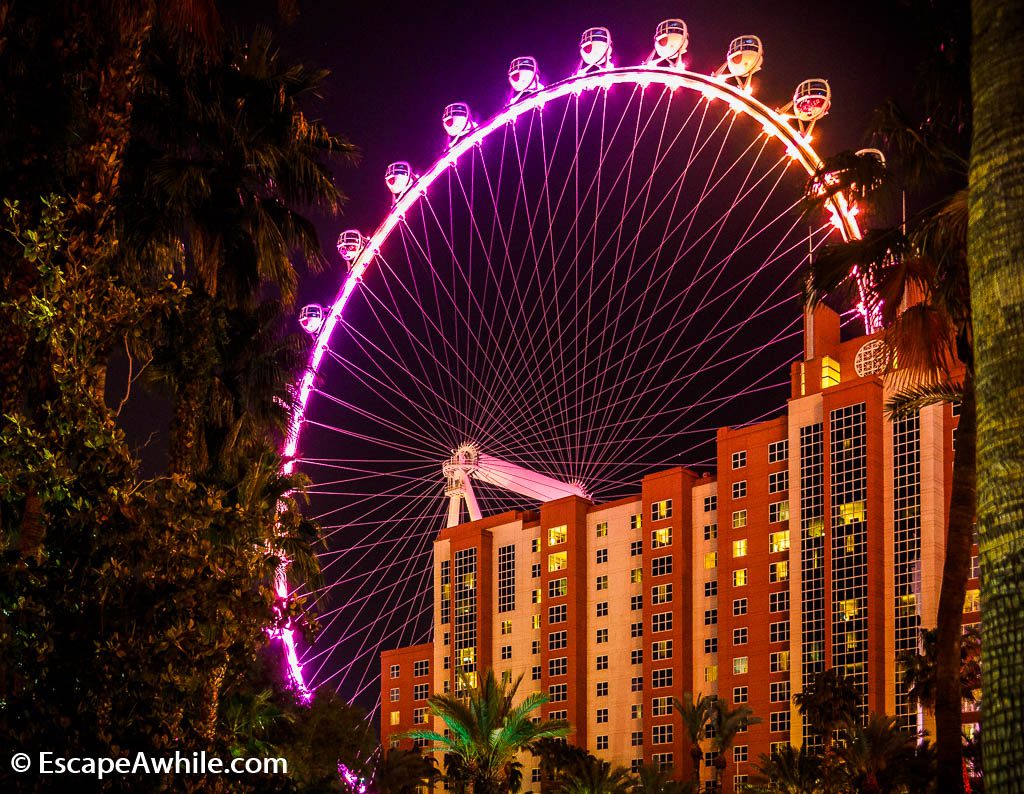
xmin=579 ymin=27 xmax=612 ymax=67
xmin=385 ymin=161 xmax=414 ymax=197
xmin=793 ymin=79 xmax=831 ymax=121
xmin=298 ymin=304 xmax=324 ymax=335
xmin=336 ymin=229 xmax=364 ymax=263
xmin=654 ymin=19 xmax=688 ymax=60
xmin=508 ymin=56 xmax=539 ymax=94
xmin=726 ymin=35 xmax=764 ymax=78
xmin=442 ymin=103 xmax=473 ymax=138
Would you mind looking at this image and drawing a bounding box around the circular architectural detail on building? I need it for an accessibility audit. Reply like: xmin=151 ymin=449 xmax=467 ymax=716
xmin=854 ymin=338 xmax=890 ymax=377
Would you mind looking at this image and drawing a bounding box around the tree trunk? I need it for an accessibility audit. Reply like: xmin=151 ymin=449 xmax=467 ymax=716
xmin=969 ymin=2 xmax=1024 ymax=792
xmin=934 ymin=374 xmax=977 ymax=793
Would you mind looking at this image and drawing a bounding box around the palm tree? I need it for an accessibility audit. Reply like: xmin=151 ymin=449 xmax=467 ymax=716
xmin=708 ymin=702 xmax=761 ymax=792
xmin=792 ymin=668 xmax=861 ymax=752
xmin=633 ymin=763 xmax=693 ymax=794
xmin=549 ymin=753 xmax=634 ymax=794
xmin=371 ymin=747 xmax=441 ymax=794
xmin=834 ymin=714 xmax=933 ymax=794
xmin=746 ymin=745 xmax=822 ymax=794
xmin=969 ymin=1 xmax=1024 ymax=788
xmin=404 ymin=670 xmax=569 ymax=794
xmin=898 ymin=626 xmax=982 ymax=714
xmin=802 ymin=6 xmax=976 ymax=778
xmin=673 ymin=692 xmax=717 ymax=790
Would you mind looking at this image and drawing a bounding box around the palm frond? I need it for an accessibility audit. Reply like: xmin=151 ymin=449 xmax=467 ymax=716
xmin=885 ymin=379 xmax=962 ymax=419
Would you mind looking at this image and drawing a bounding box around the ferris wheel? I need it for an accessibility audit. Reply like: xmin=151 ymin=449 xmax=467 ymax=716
xmin=277 ymin=20 xmax=865 ymax=708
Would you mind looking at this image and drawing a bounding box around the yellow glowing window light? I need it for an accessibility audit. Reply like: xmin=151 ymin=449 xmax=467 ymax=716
xmin=548 ymin=524 xmax=568 ymax=545
xmin=548 ymin=551 xmax=567 ymax=572
xmin=652 ymin=526 xmax=672 ymax=548
xmin=964 ymin=588 xmax=980 ymax=613
xmin=769 ymin=530 xmax=790 ymax=553
xmin=837 ymin=501 xmax=866 ymax=525
xmin=821 ymin=355 xmax=841 ymax=388
xmin=704 ymin=552 xmax=718 ymax=569
xmin=705 ymin=665 xmax=718 ymax=683
xmin=732 ymin=509 xmax=748 ymax=529
xmin=733 ymin=568 xmax=748 ymax=586
xmin=733 ymin=538 xmax=748 ymax=558
xmin=838 ymin=598 xmax=859 ymax=620
xmin=390 ymin=711 xmax=401 ymax=726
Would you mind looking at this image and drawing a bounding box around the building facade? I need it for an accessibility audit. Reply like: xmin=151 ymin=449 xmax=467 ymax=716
xmin=381 ymin=306 xmax=977 ymax=793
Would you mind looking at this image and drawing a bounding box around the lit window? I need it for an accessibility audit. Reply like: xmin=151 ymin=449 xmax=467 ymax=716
xmin=769 ymin=500 xmax=790 ymax=523
xmin=732 ymin=480 xmax=747 ymax=499
xmin=837 ymin=500 xmax=866 ymax=525
xmin=651 ymin=499 xmax=673 ymax=521
xmin=548 ymin=552 xmax=567 ymax=572
xmin=769 ymin=530 xmax=790 ymax=553
xmin=390 ymin=711 xmax=400 ymax=726
xmin=837 ymin=598 xmax=859 ymax=620
xmin=630 ymin=514 xmax=643 ymax=530
xmin=531 ymin=538 xmax=541 ymax=553
xmin=631 ymin=567 xmax=643 ymax=584
xmin=652 ymin=640 xmax=673 ymax=661
xmin=770 ymin=651 xmax=790 ymax=673
xmin=732 ymin=510 xmax=747 ymax=529
xmin=770 ymin=561 xmax=789 ymax=582
xmin=733 ymin=568 xmax=748 ymax=587
xmin=652 ymin=584 xmax=672 ymax=604
xmin=531 ymin=614 xmax=541 ymax=629
xmin=705 ymin=665 xmax=718 ymax=682
xmin=704 ymin=552 xmax=718 ymax=569
xmin=732 ymin=450 xmax=747 ymax=469
xmin=821 ymin=355 xmax=841 ymax=388
xmin=733 ymin=539 xmax=748 ymax=558
xmin=596 ymin=521 xmax=608 ymax=538
xmin=964 ymin=589 xmax=980 ymax=613
xmin=651 ymin=526 xmax=672 ymax=548
xmin=532 ymin=588 xmax=542 ymax=604
xmin=501 ymin=620 xmax=513 ymax=635
xmin=631 ymin=704 xmax=642 ymax=719
xmin=733 ymin=656 xmax=748 ymax=675
xmin=652 ymin=696 xmax=673 ymax=716
xmin=548 ymin=525 xmax=568 ymax=545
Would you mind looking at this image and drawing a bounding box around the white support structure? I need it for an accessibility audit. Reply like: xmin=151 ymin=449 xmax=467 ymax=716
xmin=442 ymin=443 xmax=590 ymax=528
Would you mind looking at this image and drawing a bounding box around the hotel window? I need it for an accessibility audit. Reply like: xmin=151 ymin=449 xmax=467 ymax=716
xmin=390 ymin=664 xmax=400 ymax=678
xmin=964 ymin=589 xmax=980 ymax=613
xmin=733 ymin=568 xmax=748 ymax=587
xmin=653 ymin=753 xmax=673 ymax=772
xmin=631 ymin=731 xmax=643 ymax=747
xmin=549 ymin=605 xmax=567 ymax=624
xmin=630 ymin=540 xmax=643 ymax=556
xmin=732 ymin=538 xmax=748 ymax=558
xmin=596 ymin=655 xmax=608 ymax=671
xmin=596 ymin=521 xmax=608 ymax=538
xmin=651 ymin=526 xmax=672 ymax=548
xmin=631 ymin=649 xmax=643 ymax=665
xmin=389 ymin=711 xmax=400 ymax=726
xmin=652 ymin=612 xmax=673 ymax=632
xmin=631 ymin=595 xmax=643 ymax=611
xmin=414 ymin=708 xmax=428 ymax=725
xmin=630 ymin=704 xmax=642 ymax=719
xmin=596 ymin=682 xmax=609 ymax=697
xmin=532 ymin=665 xmax=542 ymax=680
xmin=734 ymin=746 xmax=748 ymax=763
xmin=704 ymin=580 xmax=718 ymax=597
xmin=733 ymin=656 xmax=748 ymax=675
xmin=769 ymin=500 xmax=790 ymax=523
xmin=597 ymin=601 xmax=609 ymax=618
xmin=531 ymin=563 xmax=541 ymax=578
xmin=732 ymin=450 xmax=747 ymax=469
xmin=597 ymin=708 xmax=609 ymax=723
xmin=652 ymin=725 xmax=674 ymax=745
xmin=652 ymin=696 xmax=673 ymax=716
xmin=769 ymin=590 xmax=789 ymax=612
xmin=631 ymin=676 xmax=643 ymax=692
xmin=704 ymin=523 xmax=718 ymax=540
xmin=549 ymin=684 xmax=567 ymax=702
xmin=732 ymin=509 xmax=747 ymax=529
xmin=414 ymin=660 xmax=429 ymax=676
xmin=549 ymin=631 xmax=567 ymax=651
xmin=770 ymin=651 xmax=790 ymax=673
xmin=596 ymin=548 xmax=608 ymax=564
xmin=770 ymin=711 xmax=791 ymax=733
xmin=531 ymin=614 xmax=541 ymax=629
xmin=548 ymin=578 xmax=567 ymax=598
xmin=500 ymin=645 xmax=512 ymax=660
xmin=651 ymin=499 xmax=673 ymax=521
xmin=732 ymin=480 xmax=747 ymax=499
xmin=532 ymin=640 xmax=540 ymax=654
xmin=704 ymin=552 xmax=718 ymax=569
xmin=821 ymin=355 xmax=841 ymax=388
xmin=597 ymin=735 xmax=609 ymax=751
xmin=652 ymin=668 xmax=673 ymax=688
xmin=531 ymin=769 xmax=541 ymax=784
xmin=631 ymin=621 xmax=643 ymax=638
xmin=631 ymin=567 xmax=643 ymax=584
xmin=770 ymin=621 xmax=790 ymax=643
xmin=733 ymin=627 xmax=748 ymax=646
xmin=531 ymin=538 xmax=541 ymax=553
xmin=733 ymin=686 xmax=748 ymax=704
xmin=551 ymin=710 xmax=568 ymax=721
xmin=548 ymin=525 xmax=568 ymax=545
xmin=652 ymin=584 xmax=672 ymax=605
xmin=548 ymin=552 xmax=567 ymax=572
xmin=704 ymin=495 xmax=717 ymax=512
xmin=769 ymin=530 xmax=790 ymax=553
xmin=630 ymin=513 xmax=643 ymax=530
xmin=770 ymin=561 xmax=789 ymax=582
xmin=705 ymin=637 xmax=718 ymax=654
xmin=769 ymin=470 xmax=789 ymax=493
xmin=733 ymin=598 xmax=747 ymax=616
xmin=597 ymin=628 xmax=609 ymax=644
xmin=971 ymin=555 xmax=981 ymax=579
xmin=768 ymin=439 xmax=788 ymax=463
xmin=596 ymin=575 xmax=609 ymax=591
xmin=770 ymin=681 xmax=790 ymax=702
xmin=704 ymin=608 xmax=718 ymax=626
xmin=652 ymin=640 xmax=673 ymax=661
xmin=770 ymin=741 xmax=787 ymax=757
xmin=532 ymin=588 xmax=542 ymax=604
xmin=652 ymin=555 xmax=673 ymax=576
xmin=705 ymin=665 xmax=718 ymax=683
xmin=501 ymin=620 xmax=513 ymax=635
xmin=390 ymin=688 xmax=400 ymax=702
